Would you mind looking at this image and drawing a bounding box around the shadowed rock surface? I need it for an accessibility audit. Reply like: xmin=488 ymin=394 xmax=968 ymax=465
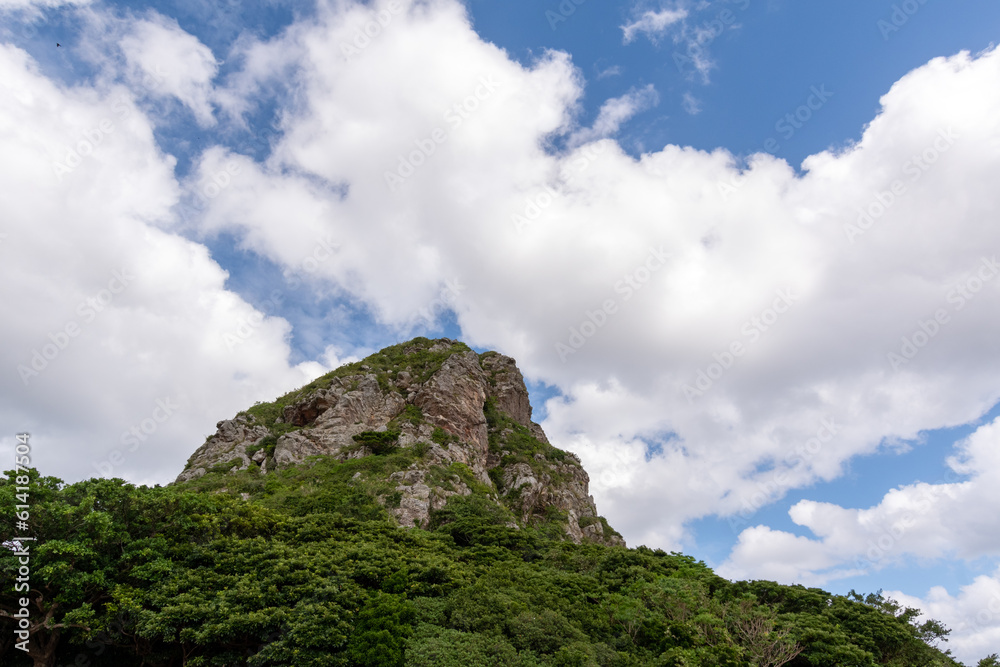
xmin=176 ymin=338 xmax=624 ymax=546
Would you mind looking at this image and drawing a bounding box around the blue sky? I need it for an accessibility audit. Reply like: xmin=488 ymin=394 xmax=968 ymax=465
xmin=2 ymin=0 xmax=1000 ymax=662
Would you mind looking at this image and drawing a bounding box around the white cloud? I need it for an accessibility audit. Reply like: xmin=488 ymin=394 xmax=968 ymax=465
xmin=569 ymin=84 xmax=659 ymax=146
xmin=0 ymin=41 xmax=330 ymax=484
xmin=622 ymin=7 xmax=689 ymax=44
xmin=119 ymin=13 xmax=219 ymax=126
xmin=682 ymin=91 xmax=701 ymax=115
xmin=595 ymin=64 xmax=622 ymax=80
xmin=889 ymin=569 xmax=1000 ymax=666
xmin=719 ymin=417 xmax=1000 ymax=587
xmin=2 ymin=0 xmax=1000 ymax=580
xmin=622 ymin=1 xmax=746 ymax=83
xmin=0 ymin=0 xmax=91 ymax=9
xmin=191 ymin=4 xmax=1000 ymax=559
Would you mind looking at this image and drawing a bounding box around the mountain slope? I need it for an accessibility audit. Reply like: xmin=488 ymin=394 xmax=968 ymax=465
xmin=177 ymin=337 xmax=623 ymax=546
xmin=0 ymin=336 xmax=970 ymax=666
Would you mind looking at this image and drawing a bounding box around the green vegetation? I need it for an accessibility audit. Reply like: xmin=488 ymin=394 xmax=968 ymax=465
xmin=485 ymin=398 xmax=569 ymax=469
xmin=237 ymin=338 xmax=470 ymax=438
xmin=431 ymin=427 xmax=459 ymax=446
xmin=2 ymin=339 xmax=984 ymax=665
xmin=397 ymin=405 xmax=426 ymax=427
xmin=1 ymin=465 xmax=978 ymax=667
xmin=352 ymin=430 xmax=402 ymax=456
xmin=246 ymin=434 xmax=278 ymax=459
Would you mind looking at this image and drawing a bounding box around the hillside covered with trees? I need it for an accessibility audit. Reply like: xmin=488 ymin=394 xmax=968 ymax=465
xmin=1 ymin=339 xmax=988 ymax=666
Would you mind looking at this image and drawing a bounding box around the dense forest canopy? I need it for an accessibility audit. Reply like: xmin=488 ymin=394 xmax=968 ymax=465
xmin=0 ymin=463 xmax=985 ymax=667
xmin=2 ymin=338 xmax=994 ymax=666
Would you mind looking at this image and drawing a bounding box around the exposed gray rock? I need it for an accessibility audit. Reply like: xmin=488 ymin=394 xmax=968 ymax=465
xmin=413 ymin=351 xmax=489 ymax=453
xmin=176 ymin=415 xmax=268 ymax=483
xmin=481 ymin=352 xmax=533 ymax=427
xmin=175 ymin=339 xmax=624 ymax=546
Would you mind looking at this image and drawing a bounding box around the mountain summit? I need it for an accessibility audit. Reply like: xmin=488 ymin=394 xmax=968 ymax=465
xmin=177 ymin=337 xmax=623 ymax=546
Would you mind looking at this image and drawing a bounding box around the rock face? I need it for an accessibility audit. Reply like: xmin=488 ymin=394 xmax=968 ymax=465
xmin=177 ymin=338 xmax=624 ymax=547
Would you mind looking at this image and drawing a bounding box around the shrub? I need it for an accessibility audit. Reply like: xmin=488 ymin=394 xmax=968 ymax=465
xmin=353 ymin=430 xmax=401 ymax=455
xmin=432 ymin=427 xmax=459 ymax=446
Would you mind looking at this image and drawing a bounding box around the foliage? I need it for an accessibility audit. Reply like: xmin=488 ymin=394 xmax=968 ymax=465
xmin=394 ymin=405 xmax=426 ymax=428
xmin=236 ymin=338 xmax=471 ymax=437
xmin=246 ymin=434 xmax=278 ymax=459
xmin=0 ymin=465 xmax=968 ymax=667
xmin=431 ymin=427 xmax=459 ymax=446
xmin=352 ymin=430 xmax=402 ymax=456
xmin=485 ymin=398 xmax=572 ymax=475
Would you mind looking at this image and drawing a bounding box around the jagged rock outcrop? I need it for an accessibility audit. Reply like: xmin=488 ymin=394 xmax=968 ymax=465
xmin=176 ymin=338 xmax=624 ymax=547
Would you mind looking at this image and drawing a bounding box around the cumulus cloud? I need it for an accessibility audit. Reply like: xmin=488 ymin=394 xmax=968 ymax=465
xmin=190 ymin=0 xmax=1000 ymax=556
xmin=119 ymin=13 xmax=219 ymax=126
xmin=621 ymin=7 xmax=689 ymax=44
xmin=889 ymin=569 xmax=1000 ymax=666
xmin=720 ymin=417 xmax=1000 ymax=586
xmin=2 ymin=0 xmax=1000 ymax=573
xmin=0 ymin=41 xmax=333 ymax=484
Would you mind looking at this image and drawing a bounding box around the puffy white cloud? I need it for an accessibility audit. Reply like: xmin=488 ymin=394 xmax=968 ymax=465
xmin=191 ymin=0 xmax=1000 ymax=557
xmin=0 ymin=41 xmax=332 ymax=484
xmin=719 ymin=417 xmax=1000 ymax=587
xmin=3 ymin=0 xmax=1000 ymax=571
xmin=889 ymin=569 xmax=1000 ymax=666
xmin=119 ymin=13 xmax=219 ymax=126
xmin=622 ymin=7 xmax=689 ymax=44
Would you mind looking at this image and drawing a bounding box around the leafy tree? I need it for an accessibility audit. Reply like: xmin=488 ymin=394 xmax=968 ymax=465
xmin=0 ymin=464 xmax=968 ymax=667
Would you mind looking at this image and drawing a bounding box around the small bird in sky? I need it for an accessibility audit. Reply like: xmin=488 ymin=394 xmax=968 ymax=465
xmin=56 ymin=43 xmax=61 ymax=47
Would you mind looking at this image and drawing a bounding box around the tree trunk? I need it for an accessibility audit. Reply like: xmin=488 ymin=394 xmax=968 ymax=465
xmin=28 ymin=627 xmax=59 ymax=667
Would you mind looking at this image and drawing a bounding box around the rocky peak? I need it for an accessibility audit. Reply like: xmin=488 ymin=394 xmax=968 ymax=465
xmin=176 ymin=337 xmax=623 ymax=547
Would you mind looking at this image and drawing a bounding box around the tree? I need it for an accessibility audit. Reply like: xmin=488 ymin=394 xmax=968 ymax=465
xmin=0 ymin=470 xmax=109 ymax=667
xmin=726 ymin=599 xmax=803 ymax=667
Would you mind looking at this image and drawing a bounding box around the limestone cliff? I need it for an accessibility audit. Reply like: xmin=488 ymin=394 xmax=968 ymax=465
xmin=176 ymin=338 xmax=623 ymax=547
